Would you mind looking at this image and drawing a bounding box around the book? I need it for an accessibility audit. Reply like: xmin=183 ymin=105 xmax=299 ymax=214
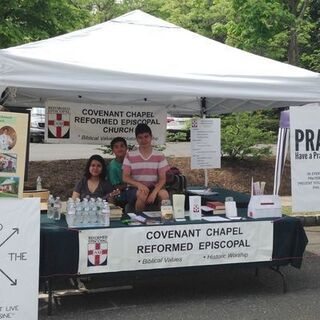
xmin=206 ymin=201 xmax=225 ymax=210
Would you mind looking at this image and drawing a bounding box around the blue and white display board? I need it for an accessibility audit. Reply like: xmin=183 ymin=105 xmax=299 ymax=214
xmin=0 ymin=198 xmax=40 ymax=320
xmin=78 ymin=221 xmax=273 ymax=274
xmin=290 ymin=104 xmax=320 ymax=212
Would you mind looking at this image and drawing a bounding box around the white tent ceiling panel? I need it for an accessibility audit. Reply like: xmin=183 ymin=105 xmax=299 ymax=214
xmin=1 ymin=10 xmax=320 ymax=113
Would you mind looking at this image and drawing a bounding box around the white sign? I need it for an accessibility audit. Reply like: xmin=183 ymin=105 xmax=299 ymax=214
xmin=78 ymin=221 xmax=273 ymax=274
xmin=45 ymin=101 xmax=167 ymax=145
xmin=0 ymin=198 xmax=40 ymax=320
xmin=191 ymin=118 xmax=221 ymax=169
xmin=290 ymin=105 xmax=320 ymax=212
xmin=0 ymin=112 xmax=28 ymax=198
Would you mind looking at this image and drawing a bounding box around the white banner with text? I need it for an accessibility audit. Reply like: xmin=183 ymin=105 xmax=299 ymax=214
xmin=0 ymin=198 xmax=40 ymax=320
xmin=290 ymin=104 xmax=320 ymax=212
xmin=45 ymin=101 xmax=167 ymax=145
xmin=78 ymin=221 xmax=273 ymax=274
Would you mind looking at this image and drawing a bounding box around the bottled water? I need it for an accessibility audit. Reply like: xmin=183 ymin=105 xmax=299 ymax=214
xmin=82 ymin=198 xmax=89 ymax=224
xmin=53 ymin=196 xmax=62 ymax=220
xmin=75 ymin=198 xmax=83 ymax=224
xmin=66 ymin=198 xmax=76 ymax=225
xmin=47 ymin=194 xmax=55 ymax=219
xmin=36 ymin=176 xmax=42 ymax=191
xmin=96 ymin=197 xmax=103 ymax=216
xmin=100 ymin=200 xmax=110 ymax=226
xmin=89 ymin=198 xmax=97 ymax=223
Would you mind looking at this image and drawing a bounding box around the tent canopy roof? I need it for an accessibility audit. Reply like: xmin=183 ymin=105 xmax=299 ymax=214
xmin=1 ymin=10 xmax=320 ymax=114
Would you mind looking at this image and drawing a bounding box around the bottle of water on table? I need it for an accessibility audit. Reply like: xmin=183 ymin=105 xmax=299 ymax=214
xmin=53 ymin=196 xmax=62 ymax=220
xmin=47 ymin=194 xmax=55 ymax=219
xmin=101 ymin=200 xmax=110 ymax=226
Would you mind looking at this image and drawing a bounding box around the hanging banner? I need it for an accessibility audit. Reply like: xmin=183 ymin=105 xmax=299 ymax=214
xmin=191 ymin=118 xmax=221 ymax=169
xmin=0 ymin=198 xmax=40 ymax=320
xmin=45 ymin=101 xmax=167 ymax=145
xmin=0 ymin=112 xmax=28 ymax=198
xmin=290 ymin=104 xmax=320 ymax=212
xmin=78 ymin=221 xmax=273 ymax=274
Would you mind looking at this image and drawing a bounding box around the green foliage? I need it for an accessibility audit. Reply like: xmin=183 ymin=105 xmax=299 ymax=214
xmin=0 ymin=0 xmax=90 ymax=48
xmin=221 ymin=112 xmax=276 ymax=160
xmin=166 ymin=131 xmax=188 ymax=142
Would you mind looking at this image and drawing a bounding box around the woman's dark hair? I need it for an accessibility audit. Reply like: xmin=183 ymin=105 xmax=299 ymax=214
xmin=135 ymin=123 xmax=152 ymax=137
xmin=110 ymin=137 xmax=127 ymax=149
xmin=84 ymin=154 xmax=106 ymax=180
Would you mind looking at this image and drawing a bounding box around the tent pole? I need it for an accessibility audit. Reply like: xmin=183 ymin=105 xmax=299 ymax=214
xmin=201 ymin=97 xmax=209 ymax=188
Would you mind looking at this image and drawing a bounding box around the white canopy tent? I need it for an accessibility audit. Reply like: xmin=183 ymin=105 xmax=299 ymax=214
xmin=1 ymin=10 xmax=320 ymax=114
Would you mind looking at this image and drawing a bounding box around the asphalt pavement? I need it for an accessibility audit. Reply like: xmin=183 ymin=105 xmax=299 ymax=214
xmin=38 ymin=227 xmax=320 ymax=320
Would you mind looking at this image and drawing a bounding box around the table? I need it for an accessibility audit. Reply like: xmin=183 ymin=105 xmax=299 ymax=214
xmin=40 ymin=215 xmax=307 ymax=278
xmin=40 ymin=199 xmax=308 ymax=314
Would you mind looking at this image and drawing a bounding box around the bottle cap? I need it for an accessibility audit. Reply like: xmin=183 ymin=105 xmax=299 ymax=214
xmin=225 ymin=197 xmax=234 ymax=202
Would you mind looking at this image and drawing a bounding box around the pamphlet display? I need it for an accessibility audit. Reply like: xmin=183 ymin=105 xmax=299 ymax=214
xmin=191 ymin=118 xmax=221 ymax=169
xmin=0 ymin=112 xmax=28 ymax=198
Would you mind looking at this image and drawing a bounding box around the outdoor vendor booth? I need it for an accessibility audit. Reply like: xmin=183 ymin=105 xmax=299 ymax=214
xmin=1 ymin=9 xmax=320 ymax=319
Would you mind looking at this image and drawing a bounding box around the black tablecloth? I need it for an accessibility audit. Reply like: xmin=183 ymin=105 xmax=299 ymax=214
xmin=40 ymin=214 xmax=308 ymax=277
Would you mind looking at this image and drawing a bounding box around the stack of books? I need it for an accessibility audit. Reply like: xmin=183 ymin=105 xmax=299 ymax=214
xmin=110 ymin=205 xmax=123 ymax=220
xmin=206 ymin=201 xmax=226 ymax=215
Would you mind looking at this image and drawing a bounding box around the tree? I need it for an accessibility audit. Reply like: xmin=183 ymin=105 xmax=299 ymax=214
xmin=0 ymin=0 xmax=90 ymax=48
xmin=220 ymin=112 xmax=276 ymax=159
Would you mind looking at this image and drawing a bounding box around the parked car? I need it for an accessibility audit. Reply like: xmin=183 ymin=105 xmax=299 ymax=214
xmin=166 ymin=115 xmax=191 ymax=140
xmin=30 ymin=107 xmax=45 ymax=142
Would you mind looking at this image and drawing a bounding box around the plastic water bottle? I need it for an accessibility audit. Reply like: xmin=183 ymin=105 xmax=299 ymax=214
xmin=66 ymin=198 xmax=76 ymax=225
xmin=82 ymin=198 xmax=89 ymax=224
xmin=53 ymin=196 xmax=62 ymax=220
xmin=101 ymin=200 xmax=110 ymax=226
xmin=36 ymin=176 xmax=42 ymax=191
xmin=75 ymin=198 xmax=82 ymax=224
xmin=47 ymin=194 xmax=54 ymax=219
xmin=89 ymin=198 xmax=97 ymax=223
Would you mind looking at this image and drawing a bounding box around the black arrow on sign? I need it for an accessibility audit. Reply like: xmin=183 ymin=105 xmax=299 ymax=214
xmin=0 ymin=268 xmax=17 ymax=286
xmin=0 ymin=228 xmax=19 ymax=248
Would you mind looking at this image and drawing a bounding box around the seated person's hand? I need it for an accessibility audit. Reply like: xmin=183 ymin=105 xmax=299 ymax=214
xmin=137 ymin=183 xmax=149 ymax=195
xmin=146 ymin=190 xmax=158 ymax=204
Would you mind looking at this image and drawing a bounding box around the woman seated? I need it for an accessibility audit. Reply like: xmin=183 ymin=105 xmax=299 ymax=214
xmin=72 ymin=154 xmax=119 ymax=201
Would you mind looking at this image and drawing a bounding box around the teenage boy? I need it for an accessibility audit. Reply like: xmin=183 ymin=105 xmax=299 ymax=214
xmin=107 ymin=137 xmax=128 ymax=206
xmin=123 ymin=123 xmax=170 ymax=212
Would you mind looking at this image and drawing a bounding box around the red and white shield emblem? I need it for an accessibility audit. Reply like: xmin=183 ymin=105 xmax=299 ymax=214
xmin=48 ymin=113 xmax=70 ymax=138
xmin=87 ymin=242 xmax=108 ymax=266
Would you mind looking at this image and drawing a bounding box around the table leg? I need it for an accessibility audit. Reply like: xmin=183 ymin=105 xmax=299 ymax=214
xmin=47 ymin=278 xmax=53 ymax=316
xmin=270 ymin=266 xmax=287 ymax=293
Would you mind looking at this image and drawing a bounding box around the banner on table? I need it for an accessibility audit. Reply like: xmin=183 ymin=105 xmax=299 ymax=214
xmin=191 ymin=118 xmax=221 ymax=169
xmin=78 ymin=221 xmax=273 ymax=274
xmin=0 ymin=112 xmax=28 ymax=198
xmin=0 ymin=198 xmax=40 ymax=320
xmin=45 ymin=101 xmax=167 ymax=145
xmin=290 ymin=104 xmax=320 ymax=212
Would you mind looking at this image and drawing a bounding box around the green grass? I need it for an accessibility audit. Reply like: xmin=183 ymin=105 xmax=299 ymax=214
xmin=282 ymin=206 xmax=320 ymax=216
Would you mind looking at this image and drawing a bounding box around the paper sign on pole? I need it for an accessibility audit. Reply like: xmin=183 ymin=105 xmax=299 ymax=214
xmin=78 ymin=221 xmax=273 ymax=274
xmin=290 ymin=104 xmax=320 ymax=212
xmin=191 ymin=118 xmax=221 ymax=169
xmin=0 ymin=198 xmax=40 ymax=320
xmin=45 ymin=101 xmax=167 ymax=145
xmin=0 ymin=112 xmax=28 ymax=198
